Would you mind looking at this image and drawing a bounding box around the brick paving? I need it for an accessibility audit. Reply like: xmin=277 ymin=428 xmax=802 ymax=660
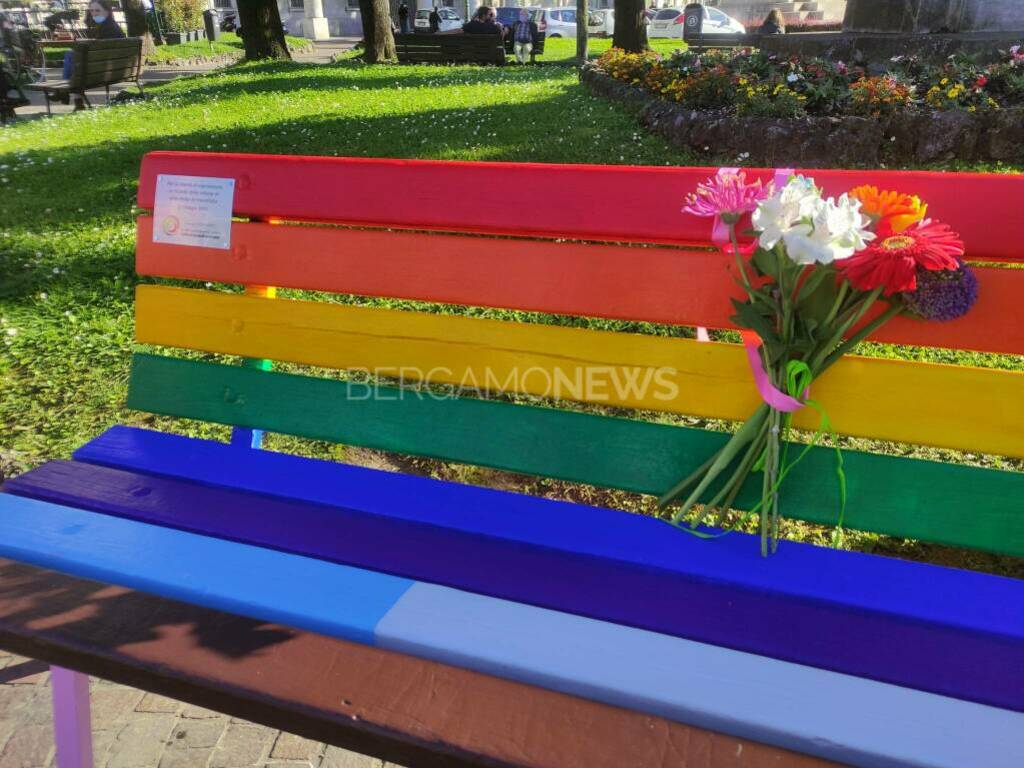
xmin=0 ymin=650 xmax=403 ymax=768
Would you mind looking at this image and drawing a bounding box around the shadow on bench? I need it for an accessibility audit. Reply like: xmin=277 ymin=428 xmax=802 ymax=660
xmin=27 ymin=37 xmax=143 ymax=115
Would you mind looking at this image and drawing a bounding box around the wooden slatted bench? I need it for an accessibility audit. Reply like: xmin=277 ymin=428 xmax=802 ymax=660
xmin=26 ymin=37 xmax=143 ymax=115
xmin=395 ymin=33 xmax=506 ymax=65
xmin=0 ymin=153 xmax=1022 ymax=768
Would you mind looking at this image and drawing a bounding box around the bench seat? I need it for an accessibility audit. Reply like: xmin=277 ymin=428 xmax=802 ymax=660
xmin=0 ymin=486 xmax=1021 ymax=768
xmin=0 ymin=560 xmax=837 ymax=768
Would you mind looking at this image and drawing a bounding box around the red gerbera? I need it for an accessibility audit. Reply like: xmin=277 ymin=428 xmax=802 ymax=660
xmin=838 ymin=220 xmax=965 ymax=296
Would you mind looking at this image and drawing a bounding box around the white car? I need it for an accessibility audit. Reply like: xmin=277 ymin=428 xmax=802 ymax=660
xmin=413 ymin=7 xmax=463 ymax=32
xmin=531 ymin=7 xmax=602 ymax=38
xmin=648 ymin=6 xmax=744 ymax=38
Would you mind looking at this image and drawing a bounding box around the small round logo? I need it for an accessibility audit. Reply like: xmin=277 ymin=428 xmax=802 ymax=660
xmin=686 ymin=14 xmax=698 ymax=27
xmin=161 ymin=215 xmax=180 ymax=235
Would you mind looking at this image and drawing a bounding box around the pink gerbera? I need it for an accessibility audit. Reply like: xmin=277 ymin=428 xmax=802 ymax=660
xmin=682 ymin=170 xmax=774 ymax=223
xmin=837 ymin=219 xmax=965 ymax=296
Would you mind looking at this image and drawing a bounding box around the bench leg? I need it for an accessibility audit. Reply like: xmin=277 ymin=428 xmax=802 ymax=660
xmin=44 ymin=92 xmax=52 ymax=117
xmin=105 ymin=84 xmax=110 ymax=105
xmin=51 ymin=667 xmax=93 ymax=768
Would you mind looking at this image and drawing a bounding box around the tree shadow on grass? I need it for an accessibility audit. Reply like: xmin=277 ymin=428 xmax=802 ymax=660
xmin=1 ymin=82 xmax=670 ymax=303
xmin=144 ymin=57 xmax=576 ymax=108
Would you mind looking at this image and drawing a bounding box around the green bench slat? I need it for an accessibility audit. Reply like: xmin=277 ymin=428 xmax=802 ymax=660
xmin=127 ymin=353 xmax=1024 ymax=558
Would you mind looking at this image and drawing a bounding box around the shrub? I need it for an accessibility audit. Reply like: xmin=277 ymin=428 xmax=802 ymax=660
xmin=849 ymin=76 xmax=914 ymax=117
xmin=594 ymin=44 xmax=1024 ymax=117
xmin=159 ymin=0 xmax=205 ymax=32
xmin=735 ymin=82 xmax=807 ymax=118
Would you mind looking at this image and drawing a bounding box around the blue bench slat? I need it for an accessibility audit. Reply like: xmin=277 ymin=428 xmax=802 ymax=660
xmin=8 ymin=426 xmax=1017 ymax=711
xmin=0 ymin=493 xmax=412 ymax=645
xmin=0 ymin=492 xmax=1021 ymax=768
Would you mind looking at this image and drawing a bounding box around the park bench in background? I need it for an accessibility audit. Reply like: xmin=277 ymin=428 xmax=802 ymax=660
xmin=0 ymin=153 xmax=1022 ymax=767
xmin=395 ymin=33 xmax=507 ymax=65
xmin=27 ymin=37 xmax=142 ymax=115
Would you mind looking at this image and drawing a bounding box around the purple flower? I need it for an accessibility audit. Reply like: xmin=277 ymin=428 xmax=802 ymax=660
xmin=902 ymin=260 xmax=978 ymax=321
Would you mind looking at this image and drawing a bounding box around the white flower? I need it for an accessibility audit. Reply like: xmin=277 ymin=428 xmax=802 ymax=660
xmin=753 ymin=180 xmax=874 ymax=265
xmin=752 ymin=176 xmax=820 ymax=250
xmin=783 ymin=194 xmax=874 ymax=265
xmin=787 ymin=73 xmax=800 ymax=83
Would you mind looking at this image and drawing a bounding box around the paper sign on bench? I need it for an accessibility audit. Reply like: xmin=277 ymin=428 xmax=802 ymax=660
xmin=152 ymin=175 xmax=234 ymax=250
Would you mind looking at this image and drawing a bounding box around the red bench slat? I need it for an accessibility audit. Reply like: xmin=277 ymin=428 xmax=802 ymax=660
xmin=136 ymin=153 xmax=1024 ymax=261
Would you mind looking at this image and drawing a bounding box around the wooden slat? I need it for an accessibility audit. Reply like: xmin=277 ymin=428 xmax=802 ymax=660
xmin=134 ymin=285 xmax=1024 ymax=458
xmin=135 ymin=153 xmax=1024 ymax=260
xmin=123 ymin=357 xmax=1024 ymax=556
xmin=0 ymin=560 xmax=837 ymax=768
xmin=0 ymin=497 xmax=1021 ymax=762
xmin=136 ymin=216 xmax=1024 ymax=356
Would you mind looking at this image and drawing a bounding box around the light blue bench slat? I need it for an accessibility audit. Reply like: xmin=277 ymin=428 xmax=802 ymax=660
xmin=0 ymin=492 xmax=1021 ymax=768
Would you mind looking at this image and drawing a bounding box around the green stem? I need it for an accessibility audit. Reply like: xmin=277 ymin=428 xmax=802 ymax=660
xmin=669 ymin=405 xmax=769 ymax=523
xmin=694 ymin=420 xmax=769 ymax=529
xmin=822 ymin=280 xmax=849 ymax=327
xmin=810 ymin=287 xmax=883 ymax=372
xmin=729 ymin=224 xmax=755 ymax=295
xmin=818 ymin=302 xmax=905 ymax=375
xmin=712 ymin=428 xmax=768 ymax=529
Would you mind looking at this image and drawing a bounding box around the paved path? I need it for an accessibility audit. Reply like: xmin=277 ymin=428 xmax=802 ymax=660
xmin=9 ymin=38 xmax=357 ymax=120
xmin=0 ymin=650 xmax=404 ymax=768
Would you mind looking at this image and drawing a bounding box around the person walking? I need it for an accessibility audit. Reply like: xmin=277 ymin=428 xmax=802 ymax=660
xmin=429 ymin=6 xmax=440 ymax=33
xmin=398 ymin=0 xmax=410 ymax=34
xmin=511 ymin=8 xmax=537 ymax=64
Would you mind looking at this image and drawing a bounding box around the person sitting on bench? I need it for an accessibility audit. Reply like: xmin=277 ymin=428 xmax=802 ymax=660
xmin=63 ymin=0 xmax=125 ymax=78
xmin=60 ymin=0 xmax=125 ymax=108
xmin=462 ymin=6 xmax=503 ymax=36
xmin=511 ymin=9 xmax=538 ymax=64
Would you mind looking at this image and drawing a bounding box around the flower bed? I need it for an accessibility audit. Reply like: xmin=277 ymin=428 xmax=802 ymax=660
xmin=584 ymin=46 xmax=1024 ymax=165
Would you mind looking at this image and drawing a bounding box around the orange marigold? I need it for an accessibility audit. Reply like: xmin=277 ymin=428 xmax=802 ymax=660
xmin=849 ymin=185 xmax=928 ymax=234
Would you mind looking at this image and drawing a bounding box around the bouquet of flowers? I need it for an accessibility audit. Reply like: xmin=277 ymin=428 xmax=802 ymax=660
xmin=662 ymin=171 xmax=978 ymax=555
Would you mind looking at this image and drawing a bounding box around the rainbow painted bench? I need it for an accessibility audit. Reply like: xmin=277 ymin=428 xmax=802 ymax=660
xmin=1 ymin=153 xmax=1022 ymax=768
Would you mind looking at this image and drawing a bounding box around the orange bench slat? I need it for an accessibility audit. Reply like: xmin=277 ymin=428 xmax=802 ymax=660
xmin=136 ymin=217 xmax=1024 ymax=356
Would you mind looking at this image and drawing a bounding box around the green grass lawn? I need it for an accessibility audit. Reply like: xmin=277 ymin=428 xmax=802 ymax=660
xmin=0 ymin=56 xmax=1021 ymax=575
xmin=144 ymin=32 xmax=313 ymax=64
xmin=540 ymin=36 xmax=686 ymax=62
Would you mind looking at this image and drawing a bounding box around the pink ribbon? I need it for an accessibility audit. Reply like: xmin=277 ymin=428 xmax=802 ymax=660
xmin=740 ymin=331 xmax=805 ymax=413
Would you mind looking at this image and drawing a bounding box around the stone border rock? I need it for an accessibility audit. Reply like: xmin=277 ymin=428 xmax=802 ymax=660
xmin=580 ymin=63 xmax=1024 ymax=166
xmin=146 ymin=53 xmax=243 ymax=68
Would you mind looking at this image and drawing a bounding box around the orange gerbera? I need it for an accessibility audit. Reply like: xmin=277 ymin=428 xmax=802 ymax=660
xmin=849 ymin=185 xmax=928 ymax=234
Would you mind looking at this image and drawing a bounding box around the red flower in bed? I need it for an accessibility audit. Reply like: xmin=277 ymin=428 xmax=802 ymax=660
xmin=837 ymin=220 xmax=965 ymax=296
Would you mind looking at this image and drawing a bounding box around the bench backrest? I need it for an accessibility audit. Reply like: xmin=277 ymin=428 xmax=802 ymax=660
xmin=132 ymin=152 xmax=1024 ymax=559
xmin=395 ymin=33 xmax=505 ymax=64
xmin=71 ymin=37 xmax=142 ymax=90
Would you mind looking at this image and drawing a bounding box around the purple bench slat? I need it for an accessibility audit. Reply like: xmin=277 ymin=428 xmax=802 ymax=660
xmin=6 ymin=432 xmax=1024 ymax=712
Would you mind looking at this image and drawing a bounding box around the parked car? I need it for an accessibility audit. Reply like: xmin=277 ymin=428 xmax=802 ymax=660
xmin=414 ymin=7 xmax=462 ymax=33
xmin=530 ymin=7 xmax=601 ymax=38
xmin=647 ymin=5 xmax=744 ymax=38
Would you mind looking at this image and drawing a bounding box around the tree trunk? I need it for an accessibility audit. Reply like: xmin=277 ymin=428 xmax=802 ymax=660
xmin=575 ymin=0 xmax=587 ymax=65
xmin=612 ymin=0 xmax=647 ymax=52
xmin=237 ymin=0 xmax=292 ymax=60
xmin=123 ymin=0 xmax=155 ymax=57
xmin=358 ymin=0 xmax=396 ymax=62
